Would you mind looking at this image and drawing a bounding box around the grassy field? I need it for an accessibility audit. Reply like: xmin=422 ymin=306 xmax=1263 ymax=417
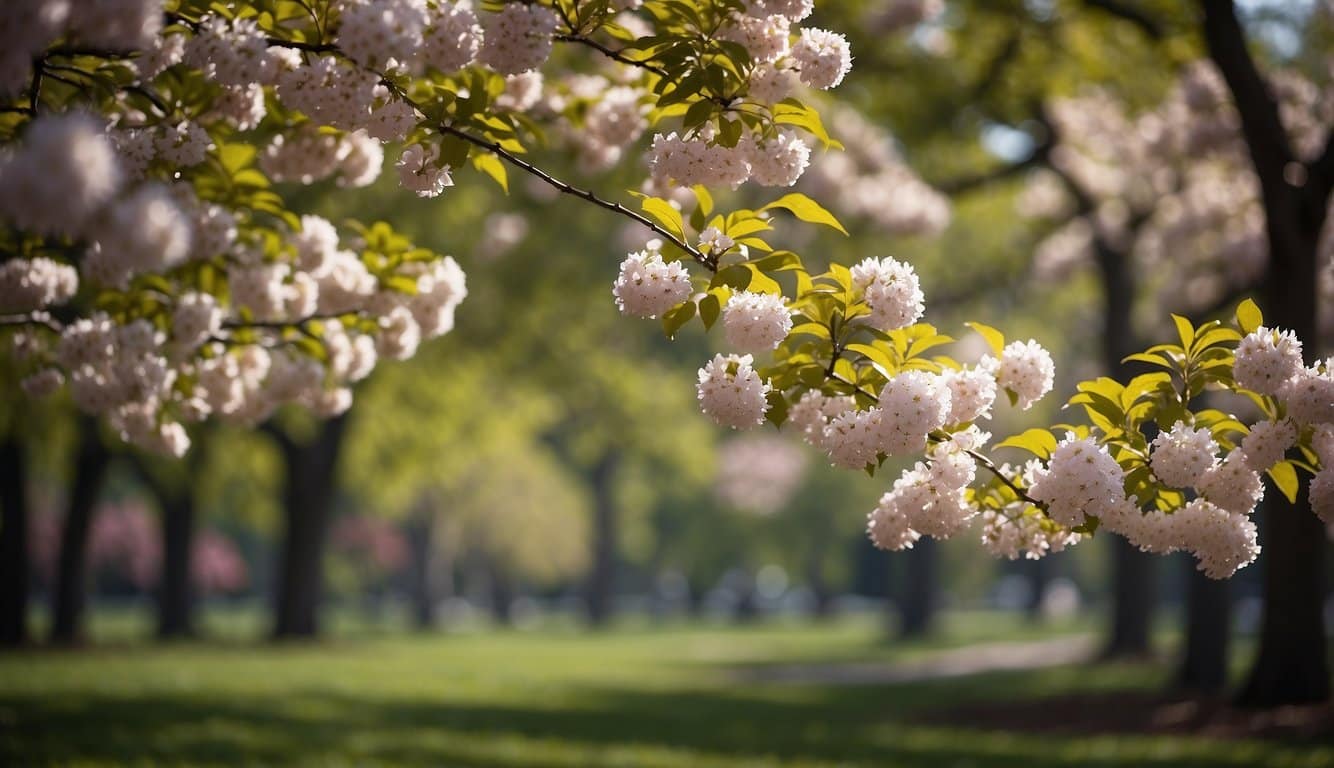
xmin=0 ymin=611 xmax=1329 ymax=767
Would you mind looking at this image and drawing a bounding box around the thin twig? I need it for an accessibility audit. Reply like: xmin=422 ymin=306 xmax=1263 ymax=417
xmin=554 ymin=34 xmax=672 ymax=79
xmin=265 ymin=37 xmax=337 ymax=54
xmin=431 ymin=118 xmax=714 ymax=270
xmin=965 ymin=448 xmax=1042 ymax=506
xmin=0 ymin=313 xmax=63 ymax=333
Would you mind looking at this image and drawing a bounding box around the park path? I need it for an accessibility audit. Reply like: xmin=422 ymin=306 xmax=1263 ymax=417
xmin=733 ymin=634 xmax=1097 ymax=686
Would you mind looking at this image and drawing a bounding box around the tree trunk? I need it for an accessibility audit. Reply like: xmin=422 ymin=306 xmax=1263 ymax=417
xmin=584 ymin=453 xmax=619 ymax=628
xmin=50 ymin=417 xmax=110 ymax=646
xmin=1199 ymin=0 xmax=1331 ymax=707
xmin=806 ymin=515 xmax=835 ymax=619
xmin=1176 ymin=556 xmax=1231 ymax=693
xmin=489 ymin=560 xmax=513 ymax=626
xmin=157 ymin=492 xmax=195 ymax=640
xmin=1102 ymin=536 xmax=1157 ymax=658
xmin=1092 ymin=222 xmax=1159 ymax=659
xmin=807 ymin=554 xmax=834 ymax=619
xmin=0 ymin=432 xmax=28 ymax=647
xmin=408 ymin=510 xmax=454 ymax=631
xmin=1025 ymin=556 xmax=1051 ymax=623
xmin=272 ymin=415 xmax=348 ymax=640
xmin=899 ymin=537 xmax=939 ymax=638
xmin=733 ymin=568 xmax=759 ymax=622
xmin=407 ymin=516 xmax=436 ymax=630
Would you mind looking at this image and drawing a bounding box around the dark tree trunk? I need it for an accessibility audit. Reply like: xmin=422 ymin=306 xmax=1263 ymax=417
xmin=157 ymin=492 xmax=195 ymax=640
xmin=1026 ymin=556 xmax=1051 ymax=622
xmin=806 ymin=516 xmax=835 ymax=620
xmin=1176 ymin=556 xmax=1231 ymax=693
xmin=407 ymin=516 xmax=436 ymax=630
xmin=733 ymin=569 xmax=759 ymax=622
xmin=899 ymin=537 xmax=939 ymax=638
xmin=0 ymin=433 xmax=28 ymax=647
xmin=489 ymin=561 xmax=513 ymax=626
xmin=407 ymin=511 xmax=454 ymax=631
xmin=50 ymin=417 xmax=110 ymax=646
xmin=584 ymin=453 xmax=619 ymax=628
xmin=807 ymin=556 xmax=834 ymax=620
xmin=1201 ymin=0 xmax=1332 ymax=706
xmin=1102 ymin=537 xmax=1157 ymax=658
xmin=1093 ymin=219 xmax=1158 ymax=659
xmin=272 ymin=415 xmax=349 ymax=640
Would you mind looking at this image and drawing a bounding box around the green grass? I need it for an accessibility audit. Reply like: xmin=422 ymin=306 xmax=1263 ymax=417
xmin=0 ymin=611 xmax=1329 ymax=767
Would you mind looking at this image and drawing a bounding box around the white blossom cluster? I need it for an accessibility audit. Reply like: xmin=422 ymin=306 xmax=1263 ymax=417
xmin=985 ymin=340 xmax=1055 ymax=411
xmin=979 ymin=505 xmax=1081 ymax=561
xmin=0 ymin=257 xmax=78 ymax=314
xmin=612 ymin=245 xmax=694 ymax=319
xmin=697 ymin=353 xmax=771 ymax=429
xmin=479 ymin=2 xmax=559 ymax=75
xmin=850 ymin=256 xmax=924 ymax=331
xmin=1103 ymin=497 xmax=1259 ymax=580
xmin=719 ymin=0 xmax=849 ymax=95
xmin=15 ymin=210 xmax=468 ymax=455
xmin=722 ymin=291 xmax=792 ymax=353
xmin=1027 ymin=437 xmax=1127 ymax=529
xmin=785 ymin=390 xmax=855 ymax=448
xmin=1149 ymin=421 xmax=1217 ymax=488
xmin=648 ymin=132 xmax=756 ymax=189
xmin=868 ymin=440 xmax=978 ymax=548
xmin=2 ymin=0 xmax=163 ymax=96
xmin=1233 ymin=326 xmax=1304 ymax=395
xmin=638 ymin=4 xmax=851 ymax=189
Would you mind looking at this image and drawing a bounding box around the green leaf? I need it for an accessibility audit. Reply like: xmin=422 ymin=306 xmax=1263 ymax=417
xmin=997 ymin=428 xmax=1059 ymax=459
xmin=216 ymin=143 xmax=257 ymax=175
xmin=760 ymin=193 xmax=848 ymax=235
xmin=711 ymin=264 xmax=752 ymax=291
xmin=661 ymin=300 xmax=696 ymax=339
xmin=764 ymin=389 xmax=789 ymax=427
xmin=471 ymin=153 xmax=508 ymax=193
xmin=699 ymin=292 xmax=721 ymax=330
xmin=965 ymin=321 xmax=1005 ymax=357
xmin=1236 ymin=298 xmax=1263 ymax=334
xmin=1172 ymin=314 xmax=1195 ymax=353
xmin=692 ymin=185 xmax=713 ymax=218
xmin=847 ymin=342 xmax=894 ymax=371
xmin=1267 ymin=461 xmax=1299 ymax=503
xmin=641 ymin=197 xmax=685 ymax=240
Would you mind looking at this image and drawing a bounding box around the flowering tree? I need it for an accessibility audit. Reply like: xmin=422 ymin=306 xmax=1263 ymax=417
xmin=1 ymin=0 xmax=1332 ymax=702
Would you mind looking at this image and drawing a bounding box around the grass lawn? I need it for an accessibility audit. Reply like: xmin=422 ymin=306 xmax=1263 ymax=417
xmin=0 ymin=611 xmax=1329 ymax=767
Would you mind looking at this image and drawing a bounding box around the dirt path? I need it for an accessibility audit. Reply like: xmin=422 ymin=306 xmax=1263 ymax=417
xmin=733 ymin=634 xmax=1097 ymax=686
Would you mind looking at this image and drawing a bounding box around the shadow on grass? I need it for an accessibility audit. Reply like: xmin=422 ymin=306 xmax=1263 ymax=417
xmin=2 ymin=668 xmax=1331 ymax=767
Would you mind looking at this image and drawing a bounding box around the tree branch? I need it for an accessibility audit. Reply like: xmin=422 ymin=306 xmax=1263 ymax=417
xmin=1305 ymin=128 xmax=1334 ymax=215
xmin=935 ymin=137 xmax=1052 ymax=196
xmin=554 ymin=34 xmax=671 ymax=80
xmin=1200 ymin=0 xmax=1295 ymax=193
xmin=428 ymin=117 xmax=715 ymax=270
xmin=1082 ymin=0 xmax=1164 ymax=40
xmin=0 ymin=313 xmax=62 ymax=333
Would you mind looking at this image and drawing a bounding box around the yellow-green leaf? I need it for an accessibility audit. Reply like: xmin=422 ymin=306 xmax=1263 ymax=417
xmin=965 ymin=321 xmax=1005 ymax=357
xmin=1236 ymin=298 xmax=1263 ymax=334
xmin=641 ymin=196 xmax=685 ymax=240
xmin=471 ymin=153 xmax=508 ymax=193
xmin=760 ymin=193 xmax=848 ymax=236
xmin=1267 ymin=460 xmax=1299 ymax=503
xmin=997 ymin=428 xmax=1059 ymax=459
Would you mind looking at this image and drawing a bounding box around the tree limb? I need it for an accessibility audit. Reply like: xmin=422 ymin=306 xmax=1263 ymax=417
xmin=1082 ymin=0 xmax=1164 ymax=40
xmin=935 ymin=137 xmax=1052 ymax=196
xmin=1199 ymin=0 xmax=1295 ymax=193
